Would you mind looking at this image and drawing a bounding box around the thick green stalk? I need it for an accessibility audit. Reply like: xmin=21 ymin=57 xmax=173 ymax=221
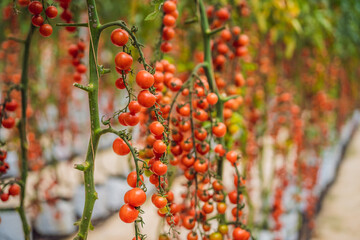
xmin=17 ymin=24 xmax=35 ymax=240
xmin=74 ymin=1 xmax=101 ymax=239
xmin=197 ymin=0 xmax=225 ymax=177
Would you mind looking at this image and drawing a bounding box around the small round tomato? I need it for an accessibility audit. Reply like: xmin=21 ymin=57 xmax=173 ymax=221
xmin=138 ymin=90 xmax=156 ymax=108
xmin=202 ymin=202 xmax=214 ymax=214
xmin=152 ymin=194 xmax=167 ymax=208
xmin=231 ymin=207 xmax=243 ymax=218
xmin=182 ymin=216 xmax=195 ymax=230
xmin=115 ymin=78 xmax=126 ymax=89
xmin=163 ymin=1 xmax=176 ymax=13
xmin=115 ymin=52 xmax=133 ymax=70
xmin=124 ymin=112 xmax=139 ymax=126
xmin=127 ymin=171 xmax=144 ymax=188
xmin=218 ymin=224 xmax=228 ymax=234
xmin=18 ymin=0 xmax=30 ymax=7
xmin=127 ymin=188 xmax=146 ymax=207
xmin=216 ymin=8 xmax=230 ymax=21
xmin=207 ymin=93 xmax=218 ymax=105
xmin=160 ymin=42 xmax=172 ymax=53
xmin=153 ymin=140 xmax=166 ymax=154
xmin=166 ymin=191 xmax=174 ymax=202
xmin=212 ymin=180 xmax=223 ymax=191
xmin=111 ymin=28 xmax=129 ymax=47
xmin=28 ymin=1 xmax=43 ymax=15
xmin=31 ymin=14 xmax=44 ymax=27
xmin=217 ymin=202 xmax=227 ymax=214
xmin=2 ymin=117 xmax=15 ymax=129
xmin=119 ymin=203 xmax=139 ymax=223
xmin=5 ymin=99 xmax=18 ymax=111
xmin=149 ymin=121 xmax=164 ymax=136
xmin=162 ymin=27 xmax=175 ymax=41
xmin=8 ymin=184 xmax=20 ymax=196
xmin=45 ymin=6 xmax=58 ymax=18
xmin=112 ymin=137 xmax=130 ymax=155
xmin=232 ymin=227 xmax=250 ymax=240
xmin=128 ymin=101 xmax=142 ymax=114
xmin=221 ymin=29 xmax=232 ymax=41
xmin=136 ymin=70 xmax=154 ymax=89
xmin=39 ymin=24 xmax=53 ymax=37
xmin=194 ymin=128 xmax=207 ymax=141
xmin=1 ymin=193 xmax=9 ymax=202
xmin=187 ymin=232 xmax=198 ymax=240
xmin=181 ymin=155 xmax=195 ymax=168
xmin=212 ymin=122 xmax=227 ymax=137
xmin=210 ymin=232 xmax=223 ymax=240
xmin=76 ymin=64 xmax=87 ymax=73
xmin=193 ymin=159 xmax=208 ymax=173
xmin=163 ymin=14 xmax=176 ymax=27
xmin=226 ymin=151 xmax=238 ymax=164
xmin=152 ymin=161 xmax=167 ymax=176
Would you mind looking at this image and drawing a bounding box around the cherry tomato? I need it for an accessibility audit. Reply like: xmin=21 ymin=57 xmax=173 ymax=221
xmin=127 ymin=188 xmax=146 ymax=207
xmin=39 ymin=24 xmax=53 ymax=37
xmin=182 ymin=216 xmax=195 ymax=230
xmin=212 ymin=122 xmax=227 ymax=137
xmin=152 ymin=194 xmax=167 ymax=208
xmin=31 ymin=15 xmax=44 ymax=27
xmin=232 ymin=227 xmax=250 ymax=240
xmin=8 ymin=184 xmax=20 ymax=196
xmin=28 ymin=1 xmax=43 ymax=15
xmin=5 ymin=100 xmax=18 ymax=111
xmin=149 ymin=121 xmax=164 ymax=136
xmin=163 ymin=14 xmax=176 ymax=27
xmin=207 ymin=93 xmax=218 ymax=105
xmin=217 ymin=202 xmax=227 ymax=214
xmin=112 ymin=137 xmax=130 ymax=155
xmin=45 ymin=6 xmax=58 ymax=18
xmin=127 ymin=171 xmax=144 ymax=188
xmin=136 ymin=70 xmax=154 ymax=89
xmin=163 ymin=1 xmax=176 ymax=13
xmin=138 ymin=90 xmax=156 ymax=108
xmin=115 ymin=52 xmax=133 ymax=70
xmin=210 ymin=232 xmax=223 ymax=240
xmin=2 ymin=117 xmax=15 ymax=129
xmin=119 ymin=203 xmax=139 ymax=223
xmin=226 ymin=151 xmax=238 ymax=164
xmin=152 ymin=161 xmax=167 ymax=176
xmin=111 ymin=28 xmax=129 ymax=47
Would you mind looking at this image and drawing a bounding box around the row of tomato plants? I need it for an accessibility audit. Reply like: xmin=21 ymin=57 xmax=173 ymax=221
xmin=0 ymin=0 xmax=358 ymax=240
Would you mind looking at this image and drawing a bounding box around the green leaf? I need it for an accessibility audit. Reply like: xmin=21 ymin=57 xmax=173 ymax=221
xmin=145 ymin=10 xmax=160 ymax=21
xmin=145 ymin=0 xmax=164 ymax=21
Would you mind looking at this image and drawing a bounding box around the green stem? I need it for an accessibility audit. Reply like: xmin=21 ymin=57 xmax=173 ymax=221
xmin=74 ymin=1 xmax=101 ymax=239
xmin=197 ymin=0 xmax=224 ymax=177
xmin=56 ymin=22 xmax=88 ymax=27
xmin=17 ymin=23 xmax=35 ymax=240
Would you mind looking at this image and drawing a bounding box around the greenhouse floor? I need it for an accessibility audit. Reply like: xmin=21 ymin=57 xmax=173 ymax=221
xmin=312 ymin=127 xmax=360 ymax=240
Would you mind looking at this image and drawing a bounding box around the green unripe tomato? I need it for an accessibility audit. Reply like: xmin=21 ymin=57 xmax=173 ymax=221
xmin=218 ymin=224 xmax=229 ymax=234
xmin=210 ymin=232 xmax=223 ymax=240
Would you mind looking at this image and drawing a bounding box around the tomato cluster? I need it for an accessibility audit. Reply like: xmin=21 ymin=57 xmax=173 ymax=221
xmin=67 ymin=40 xmax=87 ymax=82
xmin=160 ymin=0 xmax=178 ymax=53
xmin=0 ymin=184 xmax=20 ymax=202
xmin=26 ymin=1 xmax=57 ymax=37
xmin=57 ymin=0 xmax=77 ymax=32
